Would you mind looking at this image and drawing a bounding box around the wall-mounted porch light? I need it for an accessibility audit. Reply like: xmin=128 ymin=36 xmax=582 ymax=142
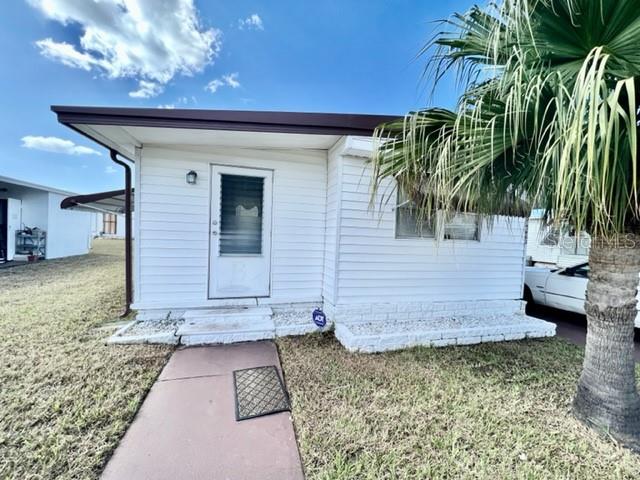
xmin=186 ymin=170 xmax=198 ymax=185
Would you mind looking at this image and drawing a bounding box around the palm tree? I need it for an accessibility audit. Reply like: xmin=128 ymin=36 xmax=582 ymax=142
xmin=372 ymin=0 xmax=640 ymax=449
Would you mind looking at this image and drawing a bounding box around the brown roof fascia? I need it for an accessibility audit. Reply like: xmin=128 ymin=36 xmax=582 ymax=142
xmin=51 ymin=106 xmax=399 ymax=137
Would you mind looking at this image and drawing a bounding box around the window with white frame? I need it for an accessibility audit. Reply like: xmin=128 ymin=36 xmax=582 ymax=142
xmin=395 ymin=191 xmax=480 ymax=241
xmin=395 ymin=191 xmax=436 ymax=238
xmin=442 ymin=212 xmax=480 ymax=241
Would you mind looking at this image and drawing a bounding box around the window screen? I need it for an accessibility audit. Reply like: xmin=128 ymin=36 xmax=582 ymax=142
xmin=219 ymin=174 xmax=264 ymax=255
xmin=443 ymin=213 xmax=479 ymax=241
xmin=396 ymin=206 xmax=436 ymax=238
xmin=395 ymin=190 xmax=435 ymax=238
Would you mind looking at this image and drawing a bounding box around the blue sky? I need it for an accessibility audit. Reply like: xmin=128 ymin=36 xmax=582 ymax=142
xmin=0 ymin=0 xmax=473 ymax=194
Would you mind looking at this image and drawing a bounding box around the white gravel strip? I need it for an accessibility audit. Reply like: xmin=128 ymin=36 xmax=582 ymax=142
xmin=107 ymin=318 xmax=183 ymax=345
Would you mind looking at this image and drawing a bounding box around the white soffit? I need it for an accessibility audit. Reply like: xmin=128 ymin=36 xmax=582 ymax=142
xmin=75 ymin=124 xmax=342 ymax=154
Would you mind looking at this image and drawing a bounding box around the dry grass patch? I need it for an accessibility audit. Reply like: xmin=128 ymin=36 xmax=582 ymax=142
xmin=278 ymin=333 xmax=640 ymax=479
xmin=0 ymin=240 xmax=173 ymax=479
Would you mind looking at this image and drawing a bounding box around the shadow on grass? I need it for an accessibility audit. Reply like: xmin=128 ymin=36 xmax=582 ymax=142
xmin=278 ymin=332 xmax=640 ymax=479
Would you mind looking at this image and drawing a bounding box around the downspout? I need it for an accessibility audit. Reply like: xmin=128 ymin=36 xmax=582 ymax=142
xmin=110 ymin=150 xmax=133 ymax=317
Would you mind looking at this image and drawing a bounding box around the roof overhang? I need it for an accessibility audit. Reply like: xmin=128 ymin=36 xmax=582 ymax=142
xmin=60 ymin=189 xmax=130 ymax=214
xmin=0 ymin=175 xmax=76 ymax=197
xmin=51 ymin=106 xmax=398 ymax=161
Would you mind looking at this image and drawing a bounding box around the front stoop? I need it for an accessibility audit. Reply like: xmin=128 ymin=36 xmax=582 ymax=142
xmin=335 ymin=313 xmax=556 ymax=353
xmin=177 ymin=307 xmax=275 ymax=346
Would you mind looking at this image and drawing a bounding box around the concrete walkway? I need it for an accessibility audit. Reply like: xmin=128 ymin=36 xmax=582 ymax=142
xmin=102 ymin=341 xmax=304 ymax=480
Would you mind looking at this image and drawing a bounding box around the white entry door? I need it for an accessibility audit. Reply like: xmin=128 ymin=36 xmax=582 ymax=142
xmin=209 ymin=165 xmax=273 ymax=298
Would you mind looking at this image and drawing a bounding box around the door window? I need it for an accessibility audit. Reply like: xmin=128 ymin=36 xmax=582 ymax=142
xmin=219 ymin=174 xmax=264 ymax=255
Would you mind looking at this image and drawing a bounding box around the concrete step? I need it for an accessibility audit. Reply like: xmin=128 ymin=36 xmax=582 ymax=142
xmin=183 ymin=306 xmax=272 ymax=320
xmin=177 ymin=307 xmax=275 ymax=345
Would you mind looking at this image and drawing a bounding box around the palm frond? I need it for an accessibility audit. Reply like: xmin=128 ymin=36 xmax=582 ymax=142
xmin=373 ymin=0 xmax=640 ymax=238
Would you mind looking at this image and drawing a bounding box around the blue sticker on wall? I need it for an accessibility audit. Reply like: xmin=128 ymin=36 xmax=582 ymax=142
xmin=312 ymin=308 xmax=327 ymax=328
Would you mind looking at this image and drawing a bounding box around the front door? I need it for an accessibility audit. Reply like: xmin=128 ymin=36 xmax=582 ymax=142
xmin=209 ymin=165 xmax=273 ymax=298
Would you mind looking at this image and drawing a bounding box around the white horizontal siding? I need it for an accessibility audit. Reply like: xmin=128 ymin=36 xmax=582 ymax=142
xmin=46 ymin=192 xmax=93 ymax=259
xmin=322 ymin=145 xmax=341 ymax=304
xmin=526 ymin=218 xmax=560 ymax=265
xmin=526 ymin=218 xmax=588 ymax=267
xmin=136 ymin=145 xmax=327 ymax=307
xmin=333 ymin=155 xmax=527 ymax=305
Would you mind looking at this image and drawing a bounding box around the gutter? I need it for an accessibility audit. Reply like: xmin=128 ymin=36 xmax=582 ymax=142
xmin=110 ymin=150 xmax=133 ymax=317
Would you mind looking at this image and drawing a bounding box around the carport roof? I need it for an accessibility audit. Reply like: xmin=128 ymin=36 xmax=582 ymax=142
xmin=60 ymin=189 xmax=131 ymax=214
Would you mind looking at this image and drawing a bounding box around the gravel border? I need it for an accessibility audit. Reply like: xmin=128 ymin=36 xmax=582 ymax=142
xmin=108 ymin=318 xmax=183 ymax=345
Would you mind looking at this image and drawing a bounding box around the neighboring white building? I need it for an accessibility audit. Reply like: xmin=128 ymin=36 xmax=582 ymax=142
xmin=526 ymin=209 xmax=589 ymax=267
xmin=62 ymin=189 xmax=129 ymax=239
xmin=91 ymin=212 xmax=126 ymax=238
xmin=0 ymin=175 xmax=95 ymax=261
xmin=53 ymin=106 xmax=554 ymax=352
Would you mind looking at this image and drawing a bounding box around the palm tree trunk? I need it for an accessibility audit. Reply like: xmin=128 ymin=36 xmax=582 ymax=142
xmin=573 ymin=234 xmax=640 ymax=449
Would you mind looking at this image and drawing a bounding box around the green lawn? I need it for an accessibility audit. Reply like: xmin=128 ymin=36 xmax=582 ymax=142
xmin=278 ymin=333 xmax=640 ymax=479
xmin=4 ymin=239 xmax=640 ymax=479
xmin=0 ymin=240 xmax=173 ymax=480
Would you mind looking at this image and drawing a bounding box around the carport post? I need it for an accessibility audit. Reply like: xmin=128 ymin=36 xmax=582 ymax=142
xmin=110 ymin=150 xmax=133 ymax=317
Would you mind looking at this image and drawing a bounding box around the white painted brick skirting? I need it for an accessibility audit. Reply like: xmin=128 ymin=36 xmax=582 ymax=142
xmin=272 ymin=304 xmax=333 ymax=337
xmin=325 ymin=299 xmax=525 ymax=324
xmin=109 ymin=300 xmax=554 ymax=353
xmin=334 ymin=313 xmax=555 ymax=353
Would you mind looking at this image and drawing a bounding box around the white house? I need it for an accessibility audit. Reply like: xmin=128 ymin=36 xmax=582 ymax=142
xmin=0 ymin=175 xmax=95 ymax=262
xmin=61 ymin=189 xmax=128 ymax=239
xmin=526 ymin=209 xmax=589 ymax=267
xmin=52 ymin=106 xmax=554 ymax=352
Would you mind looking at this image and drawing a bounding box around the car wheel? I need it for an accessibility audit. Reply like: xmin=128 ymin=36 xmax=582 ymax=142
xmin=523 ymin=286 xmax=535 ymax=314
xmin=523 ymin=285 xmax=533 ymax=303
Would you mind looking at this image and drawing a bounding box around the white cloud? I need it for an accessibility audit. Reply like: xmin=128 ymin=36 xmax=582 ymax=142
xmin=35 ymin=38 xmax=93 ymax=70
xmin=21 ymin=136 xmax=101 ymax=156
xmin=205 ymin=73 xmax=240 ymax=93
xmin=28 ymin=0 xmax=221 ymax=98
xmin=206 ymin=79 xmax=224 ymax=93
xmin=157 ymin=96 xmax=195 ymax=109
xmin=105 ymin=165 xmax=118 ymax=174
xmin=129 ymin=80 xmax=163 ymax=98
xmin=238 ymin=13 xmax=263 ymax=30
xmin=223 ymin=73 xmax=240 ymax=88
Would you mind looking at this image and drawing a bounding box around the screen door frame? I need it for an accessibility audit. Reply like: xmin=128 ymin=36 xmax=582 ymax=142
xmin=208 ymin=164 xmax=273 ymax=299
